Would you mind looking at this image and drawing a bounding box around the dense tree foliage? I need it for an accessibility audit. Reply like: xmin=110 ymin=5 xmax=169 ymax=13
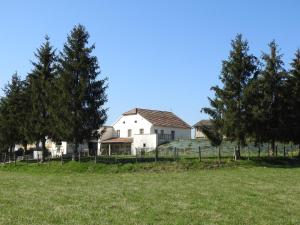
xmin=256 ymin=41 xmax=287 ymax=154
xmin=203 ymin=35 xmax=300 ymax=158
xmin=0 ymin=74 xmax=28 ymax=156
xmin=27 ymin=36 xmax=58 ymax=160
xmin=58 ymin=25 xmax=107 ymax=160
xmin=203 ymin=34 xmax=259 ymax=158
xmin=287 ymin=50 xmax=300 ymax=147
xmin=0 ymin=25 xmax=107 ymax=159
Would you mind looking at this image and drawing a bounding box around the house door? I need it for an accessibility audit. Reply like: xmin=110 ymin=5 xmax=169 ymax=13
xmin=171 ymin=131 xmax=175 ymax=140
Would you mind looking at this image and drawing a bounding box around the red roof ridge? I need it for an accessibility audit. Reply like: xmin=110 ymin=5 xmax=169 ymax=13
xmin=123 ymin=108 xmax=191 ymax=129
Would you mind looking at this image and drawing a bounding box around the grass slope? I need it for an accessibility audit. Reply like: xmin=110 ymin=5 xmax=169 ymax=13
xmin=0 ymin=160 xmax=300 ymax=225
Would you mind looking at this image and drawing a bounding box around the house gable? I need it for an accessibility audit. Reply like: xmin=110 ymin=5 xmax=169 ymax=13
xmin=113 ymin=113 xmax=153 ymax=138
xmin=123 ymin=108 xmax=191 ymax=129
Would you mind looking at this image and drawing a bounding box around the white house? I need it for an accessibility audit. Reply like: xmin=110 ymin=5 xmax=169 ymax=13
xmin=99 ymin=108 xmax=191 ymax=155
xmin=43 ymin=108 xmax=191 ymax=157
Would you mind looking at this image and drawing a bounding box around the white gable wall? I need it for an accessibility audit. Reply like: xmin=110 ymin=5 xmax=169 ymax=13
xmin=111 ymin=113 xmax=191 ymax=155
xmin=113 ymin=114 xmax=153 ymax=137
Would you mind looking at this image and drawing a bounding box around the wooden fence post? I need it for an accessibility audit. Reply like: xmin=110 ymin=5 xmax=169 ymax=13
xmin=218 ymin=146 xmax=221 ymax=164
xmin=247 ymin=146 xmax=250 ymax=160
xmin=198 ymin=146 xmax=201 ymax=162
xmin=275 ymin=145 xmax=278 ymax=157
xmin=174 ymin=147 xmax=177 ymax=161
xmin=155 ymin=147 xmax=158 ymax=162
xmin=135 ymin=148 xmax=138 ymax=163
xmin=233 ymin=147 xmax=237 ymax=161
xmin=283 ymin=146 xmax=286 ymax=157
xmin=258 ymin=146 xmax=261 ymax=158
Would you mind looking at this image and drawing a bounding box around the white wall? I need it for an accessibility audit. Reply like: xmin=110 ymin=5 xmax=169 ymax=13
xmin=51 ymin=141 xmax=89 ymax=155
xmin=132 ymin=134 xmax=157 ymax=154
xmin=113 ymin=114 xmax=152 ymax=137
xmin=152 ymin=126 xmax=191 ymax=139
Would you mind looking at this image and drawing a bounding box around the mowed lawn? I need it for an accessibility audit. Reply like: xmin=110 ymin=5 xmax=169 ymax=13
xmin=0 ymin=165 xmax=300 ymax=225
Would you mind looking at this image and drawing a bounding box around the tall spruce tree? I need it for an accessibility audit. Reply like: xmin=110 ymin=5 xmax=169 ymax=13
xmin=258 ymin=41 xmax=287 ymax=155
xmin=243 ymin=75 xmax=265 ymax=146
xmin=203 ymin=34 xmax=259 ymax=158
xmin=27 ymin=36 xmax=57 ymax=160
xmin=0 ymin=73 xmax=27 ymax=157
xmin=58 ymin=24 xmax=107 ymax=160
xmin=287 ymin=49 xmax=300 ymax=147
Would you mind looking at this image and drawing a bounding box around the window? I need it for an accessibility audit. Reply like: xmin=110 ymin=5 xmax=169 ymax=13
xmin=143 ymin=143 xmax=146 ymax=147
xmin=123 ymin=121 xmax=125 ymax=124
xmin=140 ymin=129 xmax=144 ymax=134
xmin=128 ymin=129 xmax=132 ymax=137
xmin=134 ymin=120 xmax=137 ymax=123
xmin=155 ymin=129 xmax=158 ymax=134
xmin=160 ymin=130 xmax=164 ymax=135
xmin=117 ymin=130 xmax=120 ymax=137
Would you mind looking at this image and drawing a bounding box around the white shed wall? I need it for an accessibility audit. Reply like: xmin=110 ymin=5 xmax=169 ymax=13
xmin=113 ymin=114 xmax=152 ymax=137
xmin=132 ymin=134 xmax=158 ymax=154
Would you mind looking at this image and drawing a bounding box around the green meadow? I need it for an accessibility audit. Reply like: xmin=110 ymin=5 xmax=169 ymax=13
xmin=0 ymin=159 xmax=300 ymax=225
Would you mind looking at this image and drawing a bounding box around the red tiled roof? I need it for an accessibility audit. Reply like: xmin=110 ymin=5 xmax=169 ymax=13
xmin=101 ymin=138 xmax=133 ymax=144
xmin=123 ymin=108 xmax=191 ymax=129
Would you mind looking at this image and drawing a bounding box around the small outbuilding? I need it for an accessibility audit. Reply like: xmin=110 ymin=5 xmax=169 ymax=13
xmin=193 ymin=120 xmax=212 ymax=139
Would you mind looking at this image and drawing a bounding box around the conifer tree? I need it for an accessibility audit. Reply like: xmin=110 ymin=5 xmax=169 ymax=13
xmin=203 ymin=34 xmax=259 ymax=158
xmin=58 ymin=24 xmax=107 ymax=160
xmin=287 ymin=50 xmax=300 ymax=148
xmin=258 ymin=41 xmax=287 ymax=155
xmin=27 ymin=36 xmax=57 ymax=160
xmin=0 ymin=73 xmax=27 ymax=157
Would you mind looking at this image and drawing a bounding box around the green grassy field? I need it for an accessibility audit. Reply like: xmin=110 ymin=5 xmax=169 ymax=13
xmin=0 ymin=160 xmax=300 ymax=225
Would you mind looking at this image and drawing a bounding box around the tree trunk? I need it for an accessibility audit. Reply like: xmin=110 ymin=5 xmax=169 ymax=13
xmin=72 ymin=141 xmax=78 ymax=161
xmin=236 ymin=142 xmax=241 ymax=159
xmin=270 ymin=139 xmax=275 ymax=156
xmin=41 ymin=137 xmax=46 ymax=162
xmin=24 ymin=142 xmax=27 ymax=157
xmin=9 ymin=145 xmax=14 ymax=162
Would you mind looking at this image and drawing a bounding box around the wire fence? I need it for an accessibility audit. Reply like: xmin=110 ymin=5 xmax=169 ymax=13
xmin=0 ymin=140 xmax=299 ymax=165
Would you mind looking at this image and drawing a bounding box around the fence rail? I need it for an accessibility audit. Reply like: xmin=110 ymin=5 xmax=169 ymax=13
xmin=1 ymin=141 xmax=299 ymax=165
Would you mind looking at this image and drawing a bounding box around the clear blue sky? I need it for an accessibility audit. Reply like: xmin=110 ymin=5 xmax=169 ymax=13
xmin=1 ymin=0 xmax=300 ymax=126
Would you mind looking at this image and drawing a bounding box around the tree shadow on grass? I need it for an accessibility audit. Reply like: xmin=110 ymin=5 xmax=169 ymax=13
xmin=247 ymin=157 xmax=300 ymax=168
